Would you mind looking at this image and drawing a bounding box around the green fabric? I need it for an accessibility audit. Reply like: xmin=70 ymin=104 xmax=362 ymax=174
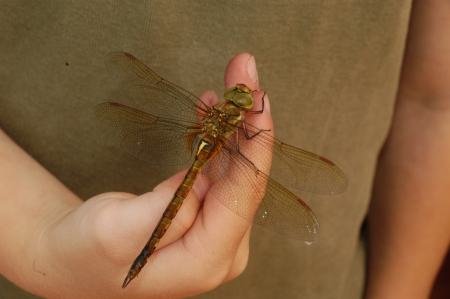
xmin=0 ymin=1 xmax=411 ymax=298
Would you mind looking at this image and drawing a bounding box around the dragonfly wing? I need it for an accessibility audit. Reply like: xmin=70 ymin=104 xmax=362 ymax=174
xmin=254 ymin=177 xmax=319 ymax=240
xmin=105 ymin=52 xmax=210 ymax=121
xmin=92 ymin=102 xmax=201 ymax=165
xmin=202 ymin=136 xmax=319 ymax=240
xmin=235 ymin=122 xmax=347 ymax=194
xmin=202 ymin=145 xmax=264 ymax=221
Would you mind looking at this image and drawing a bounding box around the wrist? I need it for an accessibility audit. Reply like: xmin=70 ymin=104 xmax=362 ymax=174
xmin=17 ymin=200 xmax=80 ymax=297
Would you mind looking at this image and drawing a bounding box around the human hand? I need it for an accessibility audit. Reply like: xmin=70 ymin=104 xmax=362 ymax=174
xmin=30 ymin=53 xmax=272 ymax=299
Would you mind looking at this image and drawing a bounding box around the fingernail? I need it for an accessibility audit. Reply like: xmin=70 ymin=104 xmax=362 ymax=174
xmin=263 ymin=93 xmax=271 ymax=115
xmin=247 ymin=55 xmax=259 ymax=84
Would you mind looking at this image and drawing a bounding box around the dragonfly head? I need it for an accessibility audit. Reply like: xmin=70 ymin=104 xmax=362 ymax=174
xmin=224 ymin=84 xmax=254 ymax=110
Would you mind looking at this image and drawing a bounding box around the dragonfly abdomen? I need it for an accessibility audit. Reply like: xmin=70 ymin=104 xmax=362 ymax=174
xmin=122 ymin=134 xmax=219 ymax=288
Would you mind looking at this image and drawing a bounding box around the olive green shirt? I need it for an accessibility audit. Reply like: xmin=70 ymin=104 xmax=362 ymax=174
xmin=0 ymin=1 xmax=411 ymax=298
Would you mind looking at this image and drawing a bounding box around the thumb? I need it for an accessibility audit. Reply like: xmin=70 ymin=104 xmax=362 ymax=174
xmin=186 ymin=54 xmax=274 ymax=280
xmin=225 ymin=53 xmax=259 ymax=91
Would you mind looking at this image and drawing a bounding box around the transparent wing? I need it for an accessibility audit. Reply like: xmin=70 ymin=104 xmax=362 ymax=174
xmin=201 ymin=121 xmax=346 ymax=239
xmin=95 ymin=52 xmax=346 ymax=240
xmin=92 ymin=102 xmax=202 ymax=165
xmin=236 ymin=122 xmax=347 ymax=194
xmin=104 ymin=52 xmax=210 ymax=122
xmin=202 ymin=134 xmax=319 ymax=240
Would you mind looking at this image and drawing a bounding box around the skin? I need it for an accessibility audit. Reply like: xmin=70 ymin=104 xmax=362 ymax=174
xmin=0 ymin=53 xmax=272 ymax=299
xmin=365 ymin=0 xmax=450 ymax=298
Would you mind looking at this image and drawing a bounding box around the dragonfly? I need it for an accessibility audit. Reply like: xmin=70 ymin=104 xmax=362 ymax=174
xmin=92 ymin=52 xmax=347 ymax=288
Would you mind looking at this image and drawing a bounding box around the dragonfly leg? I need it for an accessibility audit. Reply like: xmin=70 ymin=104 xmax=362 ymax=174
xmin=242 ymin=121 xmax=270 ymax=140
xmin=246 ymin=91 xmax=266 ymax=114
xmin=233 ymin=129 xmax=260 ymax=173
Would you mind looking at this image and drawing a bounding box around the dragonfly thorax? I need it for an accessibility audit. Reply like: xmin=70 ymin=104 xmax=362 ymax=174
xmin=201 ymin=100 xmax=245 ymax=138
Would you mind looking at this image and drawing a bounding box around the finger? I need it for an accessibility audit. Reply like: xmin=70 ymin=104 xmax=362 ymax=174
xmin=183 ymin=54 xmax=274 ymax=280
xmin=224 ymin=226 xmax=252 ymax=282
xmin=224 ymin=53 xmax=260 ymax=91
xmin=222 ymin=53 xmax=274 ymax=253
xmin=198 ymin=89 xmax=219 ymax=108
xmin=224 ymin=53 xmax=274 ymax=189
xmin=102 ymin=170 xmax=204 ymax=266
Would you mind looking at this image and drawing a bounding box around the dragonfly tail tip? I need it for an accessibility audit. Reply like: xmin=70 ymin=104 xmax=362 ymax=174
xmin=122 ymin=276 xmax=132 ymax=289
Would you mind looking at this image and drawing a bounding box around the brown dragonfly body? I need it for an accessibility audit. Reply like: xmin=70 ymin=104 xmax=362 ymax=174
xmin=121 ymin=133 xmax=214 ymax=287
xmin=120 ymin=85 xmax=256 ymax=288
xmin=92 ymin=52 xmax=347 ymax=288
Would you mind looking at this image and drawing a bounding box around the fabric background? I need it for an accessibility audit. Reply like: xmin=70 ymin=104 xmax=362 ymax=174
xmin=0 ymin=1 xmax=411 ymax=298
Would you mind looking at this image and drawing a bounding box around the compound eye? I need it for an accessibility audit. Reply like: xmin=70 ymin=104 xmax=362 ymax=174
xmin=223 ymin=87 xmax=237 ymax=101
xmin=233 ymin=93 xmax=253 ymax=108
xmin=223 ymin=85 xmax=254 ymax=109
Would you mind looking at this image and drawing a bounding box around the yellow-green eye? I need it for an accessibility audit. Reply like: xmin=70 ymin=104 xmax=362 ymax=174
xmin=223 ymin=84 xmax=254 ymax=109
